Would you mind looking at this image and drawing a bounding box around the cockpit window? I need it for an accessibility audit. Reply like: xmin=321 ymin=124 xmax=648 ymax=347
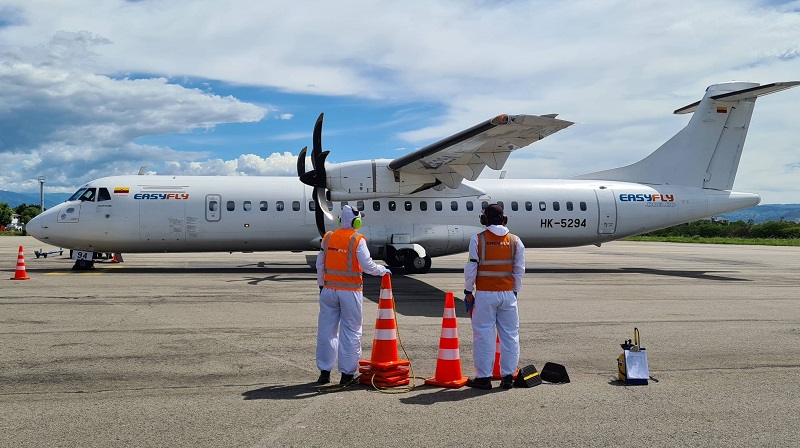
xmin=98 ymin=188 xmax=111 ymax=202
xmin=69 ymin=188 xmax=97 ymax=202
xmin=68 ymin=188 xmax=87 ymax=202
xmin=78 ymin=188 xmax=97 ymax=202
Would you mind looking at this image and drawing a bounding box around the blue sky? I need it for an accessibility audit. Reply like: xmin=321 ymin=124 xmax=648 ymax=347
xmin=1 ymin=0 xmax=799 ymax=203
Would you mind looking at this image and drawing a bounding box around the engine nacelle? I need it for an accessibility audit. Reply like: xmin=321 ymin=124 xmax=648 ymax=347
xmin=326 ymin=159 xmax=436 ymax=201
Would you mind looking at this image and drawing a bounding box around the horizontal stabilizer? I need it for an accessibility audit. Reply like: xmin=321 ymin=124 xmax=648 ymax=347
xmin=675 ymin=81 xmax=800 ymax=115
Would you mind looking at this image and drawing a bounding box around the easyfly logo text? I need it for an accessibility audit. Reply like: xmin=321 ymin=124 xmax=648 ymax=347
xmin=618 ymin=193 xmax=674 ymax=202
xmin=134 ymin=193 xmax=190 ymax=200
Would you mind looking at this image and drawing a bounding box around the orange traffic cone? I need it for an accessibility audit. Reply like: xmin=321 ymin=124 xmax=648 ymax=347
xmin=10 ymin=246 xmax=30 ymax=280
xmin=492 ymin=333 xmax=519 ymax=380
xmin=358 ymin=274 xmax=410 ymax=387
xmin=492 ymin=334 xmax=501 ymax=379
xmin=425 ymin=291 xmax=468 ymax=388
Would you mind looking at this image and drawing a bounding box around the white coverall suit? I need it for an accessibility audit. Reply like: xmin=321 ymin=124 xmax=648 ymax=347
xmin=315 ymin=214 xmax=387 ymax=376
xmin=464 ymin=224 xmax=526 ymax=379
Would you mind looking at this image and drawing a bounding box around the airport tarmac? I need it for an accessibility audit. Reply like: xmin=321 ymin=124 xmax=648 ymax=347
xmin=1 ymin=236 xmax=799 ymax=447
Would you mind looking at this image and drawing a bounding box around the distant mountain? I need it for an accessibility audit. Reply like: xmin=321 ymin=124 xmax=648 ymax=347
xmin=716 ymin=204 xmax=800 ymax=224
xmin=0 ymin=190 xmax=72 ymax=210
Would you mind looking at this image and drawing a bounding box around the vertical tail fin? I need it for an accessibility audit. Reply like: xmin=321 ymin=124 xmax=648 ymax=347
xmin=573 ymin=81 xmax=799 ymax=189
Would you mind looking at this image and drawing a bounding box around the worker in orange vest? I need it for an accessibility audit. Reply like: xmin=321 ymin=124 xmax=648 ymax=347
xmin=464 ymin=203 xmax=526 ymax=390
xmin=316 ymin=205 xmax=390 ymax=385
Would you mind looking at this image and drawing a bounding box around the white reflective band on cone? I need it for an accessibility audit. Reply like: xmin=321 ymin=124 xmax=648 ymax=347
xmin=374 ymin=329 xmax=397 ymax=340
xmin=380 ymin=289 xmax=392 ymax=299
xmin=440 ymin=327 xmax=458 ymax=339
xmin=443 ymin=308 xmax=456 ymax=319
xmin=438 ymin=348 xmax=460 ymax=360
xmin=377 ymin=308 xmax=395 ymax=320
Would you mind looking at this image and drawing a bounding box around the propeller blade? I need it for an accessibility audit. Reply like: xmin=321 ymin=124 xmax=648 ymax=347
xmin=311 ymin=113 xmax=324 ymax=168
xmin=296 ymin=146 xmax=308 ymax=179
xmin=316 ymin=151 xmax=330 ymax=188
xmin=315 ymin=185 xmax=333 ymax=221
xmin=314 ymin=196 xmax=326 ymax=237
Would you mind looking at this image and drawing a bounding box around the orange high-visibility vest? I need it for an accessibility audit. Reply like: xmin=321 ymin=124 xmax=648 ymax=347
xmin=322 ymin=228 xmax=365 ymax=291
xmin=475 ymin=231 xmax=517 ymax=292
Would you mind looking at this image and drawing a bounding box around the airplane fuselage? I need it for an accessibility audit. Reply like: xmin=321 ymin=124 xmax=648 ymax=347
xmin=27 ymin=175 xmax=760 ymax=262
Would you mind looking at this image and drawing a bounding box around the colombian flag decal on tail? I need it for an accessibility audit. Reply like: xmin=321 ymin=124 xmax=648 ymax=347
xmin=716 ymin=106 xmax=728 ymax=114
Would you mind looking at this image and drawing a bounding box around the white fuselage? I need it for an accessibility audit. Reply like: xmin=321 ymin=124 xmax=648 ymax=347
xmin=27 ymin=175 xmax=760 ymax=258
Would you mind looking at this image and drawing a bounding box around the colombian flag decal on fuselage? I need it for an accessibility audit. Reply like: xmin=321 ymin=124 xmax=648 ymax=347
xmin=114 ymin=187 xmax=130 ymax=194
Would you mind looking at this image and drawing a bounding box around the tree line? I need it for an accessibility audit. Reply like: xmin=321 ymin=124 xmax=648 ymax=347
xmin=1 ymin=203 xmax=41 ymax=228
xmin=642 ymin=219 xmax=800 ymax=239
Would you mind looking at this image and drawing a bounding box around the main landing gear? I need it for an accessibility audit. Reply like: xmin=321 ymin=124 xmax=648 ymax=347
xmin=386 ymin=248 xmax=432 ymax=274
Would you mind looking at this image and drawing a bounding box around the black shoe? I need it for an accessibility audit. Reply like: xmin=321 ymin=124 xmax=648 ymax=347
xmin=339 ymin=373 xmax=355 ymax=384
xmin=317 ymin=370 xmax=330 ymax=384
xmin=500 ymin=375 xmax=514 ymax=389
xmin=466 ymin=377 xmax=492 ymax=390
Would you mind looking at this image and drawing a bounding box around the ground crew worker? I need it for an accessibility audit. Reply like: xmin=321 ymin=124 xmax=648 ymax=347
xmin=316 ymin=205 xmax=390 ymax=385
xmin=464 ymin=203 xmax=525 ymax=390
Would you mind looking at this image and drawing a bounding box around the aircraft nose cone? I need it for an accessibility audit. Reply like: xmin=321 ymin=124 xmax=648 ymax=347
xmin=26 ymin=215 xmax=41 ymax=239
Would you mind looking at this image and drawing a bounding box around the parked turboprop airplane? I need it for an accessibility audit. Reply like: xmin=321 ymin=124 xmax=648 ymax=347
xmin=26 ymin=81 xmax=798 ymax=272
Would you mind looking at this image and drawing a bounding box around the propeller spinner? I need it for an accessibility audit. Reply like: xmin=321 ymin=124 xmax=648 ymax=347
xmin=297 ymin=113 xmax=332 ymax=236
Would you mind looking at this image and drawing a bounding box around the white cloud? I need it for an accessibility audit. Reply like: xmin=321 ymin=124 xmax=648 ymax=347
xmin=161 ymin=152 xmax=299 ymax=176
xmin=0 ymin=0 xmax=798 ymax=202
xmin=0 ymin=30 xmax=267 ymax=191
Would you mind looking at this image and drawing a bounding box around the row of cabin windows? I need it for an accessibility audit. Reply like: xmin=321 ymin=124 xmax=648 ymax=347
xmin=212 ymin=199 xmax=589 ymax=213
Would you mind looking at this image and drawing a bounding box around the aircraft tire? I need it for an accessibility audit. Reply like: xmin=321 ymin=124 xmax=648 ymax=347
xmin=385 ymin=247 xmax=404 ymax=268
xmin=404 ymin=254 xmax=431 ymax=274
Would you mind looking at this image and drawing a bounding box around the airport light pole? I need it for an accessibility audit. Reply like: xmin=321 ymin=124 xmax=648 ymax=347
xmin=38 ymin=175 xmax=46 ymax=212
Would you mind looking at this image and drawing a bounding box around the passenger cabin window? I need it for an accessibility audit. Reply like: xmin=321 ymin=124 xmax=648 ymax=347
xmin=420 ymin=201 xmax=428 ymax=211
xmin=357 ymin=201 xmax=365 ymax=211
xmin=511 ymin=201 xmax=518 ymax=212
xmin=481 ymin=201 xmax=489 ymax=210
xmin=276 ymin=201 xmax=284 ymax=211
xmin=580 ymin=201 xmax=587 ymax=211
xmin=450 ymin=201 xmax=458 ymax=211
xmin=227 ymin=201 xmax=235 ymax=211
xmin=552 ymin=201 xmax=560 ymax=212
xmin=466 ymin=201 xmax=474 ymax=211
xmin=566 ymin=201 xmax=573 ymax=212
xmin=373 ymin=201 xmax=380 ymax=212
xmin=260 ymin=201 xmax=268 ymax=211
xmin=388 ymin=201 xmax=396 ymax=211
xmin=326 ymin=201 xmax=334 ymax=212
xmin=292 ymin=201 xmax=301 ymax=211
xmin=435 ymin=201 xmax=443 ymax=211
xmin=525 ymin=201 xmax=533 ymax=211
xmin=97 ymin=188 xmax=111 ymax=202
xmin=497 ymin=201 xmax=504 ymax=210
xmin=404 ymin=201 xmax=412 ymax=211
xmin=244 ymin=201 xmax=252 ymax=211
xmin=539 ymin=201 xmax=546 ymax=211
xmin=308 ymin=200 xmax=315 ymax=211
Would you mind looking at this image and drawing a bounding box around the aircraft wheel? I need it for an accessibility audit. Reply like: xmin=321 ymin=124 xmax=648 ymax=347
xmin=385 ymin=247 xmax=404 ymax=268
xmin=72 ymin=259 xmax=95 ymax=271
xmin=404 ymin=254 xmax=431 ymax=274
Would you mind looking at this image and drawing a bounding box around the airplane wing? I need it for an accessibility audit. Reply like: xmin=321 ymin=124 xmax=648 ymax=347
xmin=387 ymin=114 xmax=573 ymax=188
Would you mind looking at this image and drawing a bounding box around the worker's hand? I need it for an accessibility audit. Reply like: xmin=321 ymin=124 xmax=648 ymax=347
xmin=464 ymin=292 xmax=475 ymax=316
xmin=385 ymin=269 xmax=392 ymax=275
